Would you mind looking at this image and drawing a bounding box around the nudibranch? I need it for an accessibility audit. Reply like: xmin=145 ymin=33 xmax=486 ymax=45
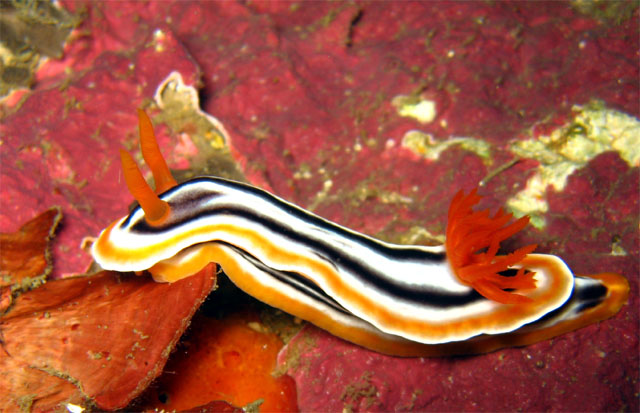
xmin=92 ymin=110 xmax=628 ymax=356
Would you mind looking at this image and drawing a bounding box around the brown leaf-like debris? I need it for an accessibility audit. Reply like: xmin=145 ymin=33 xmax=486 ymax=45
xmin=0 ymin=207 xmax=61 ymax=291
xmin=0 ymin=264 xmax=217 ymax=411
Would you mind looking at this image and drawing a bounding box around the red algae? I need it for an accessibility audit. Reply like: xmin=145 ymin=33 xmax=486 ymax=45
xmin=141 ymin=312 xmax=298 ymax=412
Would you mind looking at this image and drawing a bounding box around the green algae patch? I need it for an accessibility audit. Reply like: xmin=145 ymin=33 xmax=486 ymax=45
xmin=392 ymin=96 xmax=437 ymax=124
xmin=402 ymin=130 xmax=492 ymax=164
xmin=508 ymin=102 xmax=640 ymax=228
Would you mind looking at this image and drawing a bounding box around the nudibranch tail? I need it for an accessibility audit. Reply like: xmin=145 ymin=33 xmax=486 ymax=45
xmin=446 ymin=188 xmax=538 ymax=304
xmin=137 ymin=109 xmax=177 ymax=194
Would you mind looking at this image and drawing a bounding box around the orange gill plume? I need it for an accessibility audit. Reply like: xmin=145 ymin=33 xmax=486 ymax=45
xmin=446 ymin=189 xmax=538 ymax=304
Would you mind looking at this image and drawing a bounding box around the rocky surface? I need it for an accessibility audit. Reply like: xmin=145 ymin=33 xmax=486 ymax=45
xmin=0 ymin=2 xmax=637 ymax=411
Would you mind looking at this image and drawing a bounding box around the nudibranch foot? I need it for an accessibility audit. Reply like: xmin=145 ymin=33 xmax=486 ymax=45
xmin=90 ymin=110 xmax=629 ymax=356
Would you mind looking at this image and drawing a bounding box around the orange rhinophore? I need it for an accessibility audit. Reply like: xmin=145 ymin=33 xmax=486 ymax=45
xmin=137 ymin=109 xmax=177 ymax=194
xmin=118 ymin=110 xmax=177 ymax=226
